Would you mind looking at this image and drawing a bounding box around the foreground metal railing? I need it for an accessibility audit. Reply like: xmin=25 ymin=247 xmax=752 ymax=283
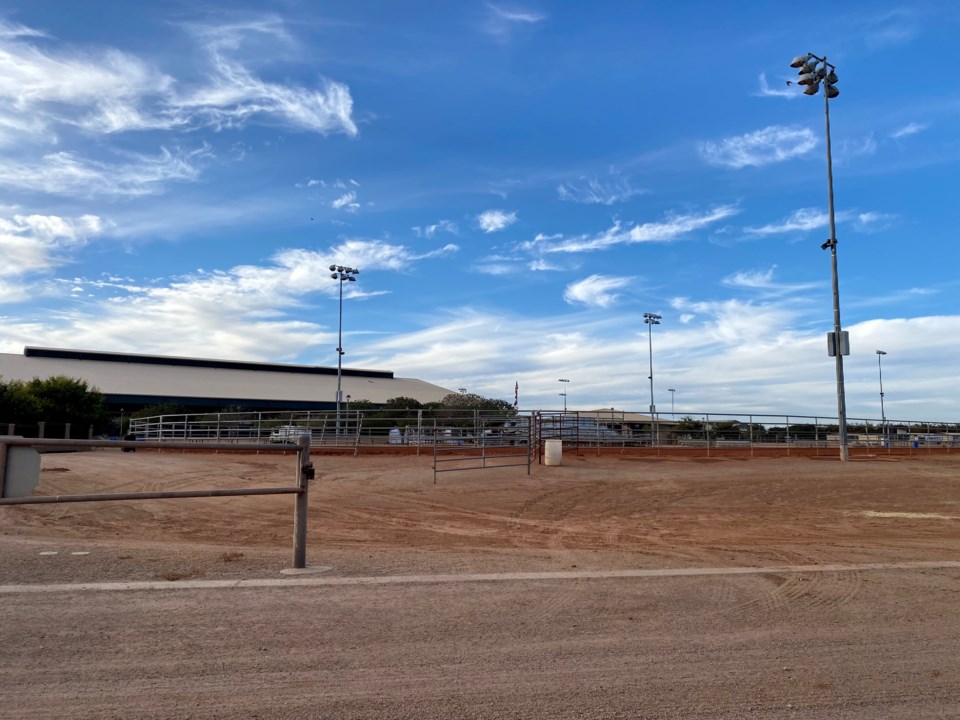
xmin=0 ymin=435 xmax=313 ymax=569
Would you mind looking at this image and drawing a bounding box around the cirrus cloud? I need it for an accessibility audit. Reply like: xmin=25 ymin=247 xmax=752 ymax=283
xmin=700 ymin=125 xmax=818 ymax=169
xmin=564 ymin=274 xmax=634 ymax=308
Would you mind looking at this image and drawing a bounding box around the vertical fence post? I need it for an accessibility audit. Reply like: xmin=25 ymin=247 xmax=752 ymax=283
xmin=749 ymin=415 xmax=754 ymax=458
xmin=38 ymin=421 xmax=45 ymax=439
xmin=417 ymin=410 xmax=423 ymax=457
xmin=785 ymin=416 xmax=790 ymax=457
xmin=292 ymin=434 xmax=310 ymax=569
xmin=705 ymin=414 xmax=710 ymax=458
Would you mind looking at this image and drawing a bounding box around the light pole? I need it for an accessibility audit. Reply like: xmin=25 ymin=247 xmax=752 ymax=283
xmin=668 ymin=388 xmax=676 ymax=418
xmin=120 ymin=408 xmax=125 ymax=437
xmin=790 ymin=51 xmax=848 ymax=462
xmin=876 ymin=350 xmax=887 ymax=444
xmin=643 ymin=313 xmax=661 ymax=444
xmin=330 ymin=265 xmax=359 ymax=435
xmin=558 ymin=378 xmax=570 ymax=412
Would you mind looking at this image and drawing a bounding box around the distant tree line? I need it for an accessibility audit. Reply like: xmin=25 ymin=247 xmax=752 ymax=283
xmin=672 ymin=416 xmax=960 ymax=439
xmin=334 ymin=393 xmax=516 ymax=430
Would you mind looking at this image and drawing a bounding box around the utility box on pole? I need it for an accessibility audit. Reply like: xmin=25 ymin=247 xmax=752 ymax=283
xmin=827 ymin=331 xmax=850 ymax=357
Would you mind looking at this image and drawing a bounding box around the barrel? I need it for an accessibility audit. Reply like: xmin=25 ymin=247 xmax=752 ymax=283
xmin=544 ymin=438 xmax=562 ymax=466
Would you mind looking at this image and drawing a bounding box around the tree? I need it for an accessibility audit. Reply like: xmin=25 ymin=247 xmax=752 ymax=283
xmin=382 ymin=396 xmax=423 ymax=410
xmin=675 ymin=416 xmax=704 ymax=433
xmin=436 ymin=392 xmax=516 ymax=414
xmin=25 ymin=375 xmax=106 ymax=430
xmin=0 ymin=379 xmax=41 ymax=425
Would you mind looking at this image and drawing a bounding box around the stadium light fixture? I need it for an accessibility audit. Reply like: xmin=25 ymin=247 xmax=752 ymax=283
xmin=331 ymin=265 xmax=360 ymax=436
xmin=643 ymin=313 xmax=662 ymax=445
xmin=558 ymin=378 xmax=570 ymax=412
xmin=790 ymin=51 xmax=848 ymax=461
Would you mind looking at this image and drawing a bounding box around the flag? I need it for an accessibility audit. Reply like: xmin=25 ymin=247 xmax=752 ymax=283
xmin=514 ymin=381 xmax=518 ymax=408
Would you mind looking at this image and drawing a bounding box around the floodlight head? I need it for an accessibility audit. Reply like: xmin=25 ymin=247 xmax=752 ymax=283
xmin=803 ymin=83 xmax=820 ymax=95
xmin=797 ymin=72 xmax=819 ymax=86
xmin=347 ymin=276 xmax=356 ymax=282
xmin=825 ymin=84 xmax=839 ymax=99
xmin=353 ymin=268 xmax=360 ymax=274
xmin=876 ymin=350 xmax=887 ymax=356
xmin=329 ymin=265 xmax=336 ymax=272
xmin=331 ymin=273 xmax=338 ymax=279
xmin=825 ymin=71 xmax=838 ymax=84
xmin=790 ymin=54 xmax=811 ymax=68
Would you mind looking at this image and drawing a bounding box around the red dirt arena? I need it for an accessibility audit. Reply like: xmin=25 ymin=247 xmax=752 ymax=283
xmin=1 ymin=448 xmax=959 ymax=719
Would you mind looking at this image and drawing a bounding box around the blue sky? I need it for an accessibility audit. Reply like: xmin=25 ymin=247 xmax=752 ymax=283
xmin=1 ymin=1 xmax=958 ymax=421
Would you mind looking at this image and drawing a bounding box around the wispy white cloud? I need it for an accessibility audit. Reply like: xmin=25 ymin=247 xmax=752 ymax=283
xmin=477 ymin=209 xmax=518 ymax=233
xmin=176 ymin=19 xmax=357 ymax=136
xmin=557 ymin=173 xmax=645 ymax=205
xmin=525 ymin=206 xmax=739 ymax=253
xmin=529 ymin=258 xmax=562 ymax=272
xmin=744 ymin=208 xmax=830 ymax=236
xmin=331 ymin=191 xmax=360 ymax=212
xmin=890 ymin=122 xmax=927 ymax=139
xmin=412 ymin=220 xmax=459 ymax=238
xmin=0 ymin=20 xmax=47 ymax=39
xmin=744 ymin=207 xmax=889 ymax=238
xmin=853 ymin=211 xmax=896 ymax=232
xmin=0 ymin=212 xmax=104 ymax=277
xmin=0 ymin=237 xmax=455 ymax=360
xmin=564 ymin=274 xmax=633 ymax=308
xmin=838 ymin=134 xmax=877 ymax=160
xmin=0 ymin=17 xmax=357 ymax=147
xmin=483 ymin=4 xmax=546 ymax=40
xmin=352 ymin=300 xmax=960 ymax=418
xmin=0 ymin=146 xmax=211 ymax=197
xmin=700 ymin=125 xmax=818 ymax=169
xmin=722 ymin=266 xmax=820 ymax=295
xmin=754 ymin=73 xmax=798 ymax=99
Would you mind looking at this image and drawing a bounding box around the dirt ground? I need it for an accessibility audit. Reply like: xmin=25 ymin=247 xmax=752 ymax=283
xmin=3 ymin=447 xmax=959 ymax=579
xmin=3 ymin=449 xmax=960 ymax=719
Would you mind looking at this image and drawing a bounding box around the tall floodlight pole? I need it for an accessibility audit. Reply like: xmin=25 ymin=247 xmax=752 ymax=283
xmin=643 ymin=313 xmax=661 ymax=444
xmin=330 ymin=265 xmax=359 ymax=435
xmin=668 ymin=388 xmax=676 ymax=418
xmin=558 ymin=378 xmax=570 ymax=412
xmin=790 ymin=51 xmax=848 ymax=462
xmin=876 ymin=350 xmax=887 ymax=442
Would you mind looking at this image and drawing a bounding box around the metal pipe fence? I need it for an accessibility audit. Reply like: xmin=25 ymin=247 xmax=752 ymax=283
xmin=0 ymin=435 xmax=313 ymax=569
xmin=119 ymin=409 xmax=960 ymax=453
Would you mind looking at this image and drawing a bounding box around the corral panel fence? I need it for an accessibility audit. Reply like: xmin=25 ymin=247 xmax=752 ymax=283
xmin=125 ymin=409 xmax=960 ymax=454
xmin=432 ymin=415 xmax=533 ymax=483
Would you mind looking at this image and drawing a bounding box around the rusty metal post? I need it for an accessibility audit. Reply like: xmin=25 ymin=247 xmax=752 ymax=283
xmin=292 ymin=433 xmax=311 ymax=569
